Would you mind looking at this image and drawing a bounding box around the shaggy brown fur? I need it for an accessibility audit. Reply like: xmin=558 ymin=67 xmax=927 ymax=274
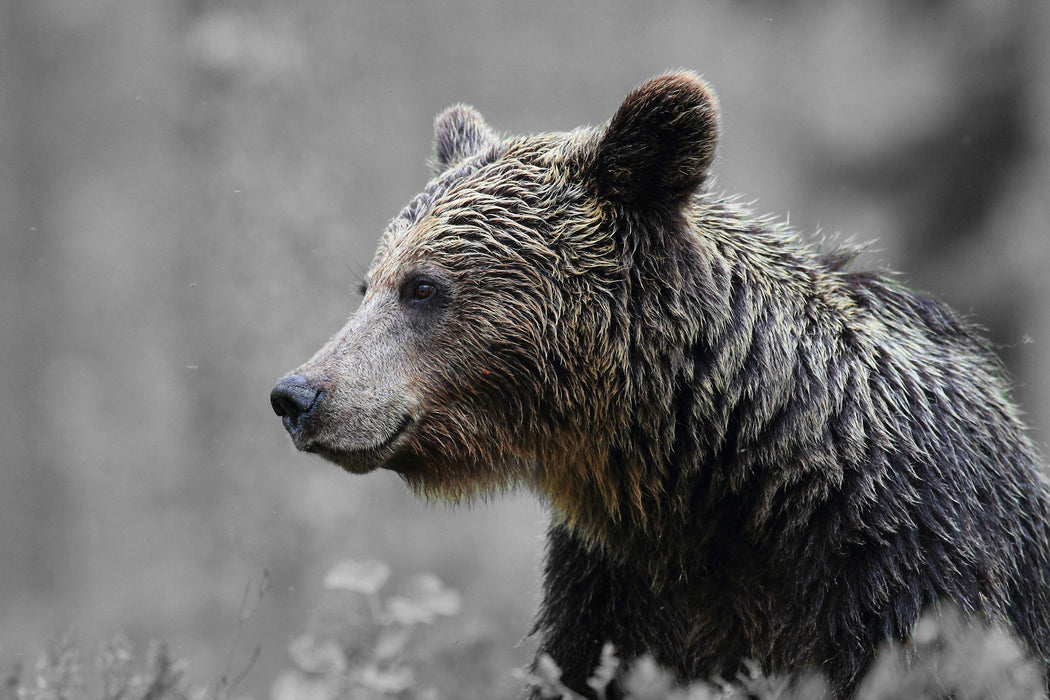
xmin=271 ymin=72 xmax=1050 ymax=698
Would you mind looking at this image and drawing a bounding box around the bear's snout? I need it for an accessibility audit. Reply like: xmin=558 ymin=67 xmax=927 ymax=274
xmin=270 ymin=374 xmax=322 ymax=438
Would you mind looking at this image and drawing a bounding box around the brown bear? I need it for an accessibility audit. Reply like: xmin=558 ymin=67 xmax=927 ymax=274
xmin=271 ymin=72 xmax=1050 ymax=697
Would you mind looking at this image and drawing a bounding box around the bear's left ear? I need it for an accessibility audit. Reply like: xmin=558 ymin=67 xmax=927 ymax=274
xmin=589 ymin=71 xmax=719 ymax=212
xmin=432 ymin=104 xmax=500 ymax=175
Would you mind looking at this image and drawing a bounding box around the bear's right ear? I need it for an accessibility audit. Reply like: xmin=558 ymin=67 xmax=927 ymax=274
xmin=589 ymin=72 xmax=719 ymax=213
xmin=432 ymin=105 xmax=500 ymax=175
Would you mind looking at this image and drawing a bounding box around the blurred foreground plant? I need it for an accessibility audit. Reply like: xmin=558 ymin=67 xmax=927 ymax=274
xmin=277 ymin=560 xmax=1045 ymax=699
xmin=523 ymin=604 xmax=1046 ymax=700
xmin=272 ymin=558 xmax=461 ymax=700
xmin=3 ymin=636 xmax=185 ymax=700
xmin=7 ymin=574 xmax=1045 ymax=700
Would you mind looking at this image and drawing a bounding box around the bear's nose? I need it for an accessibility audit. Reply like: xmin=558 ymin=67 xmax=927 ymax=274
xmin=270 ymin=374 xmax=321 ymax=435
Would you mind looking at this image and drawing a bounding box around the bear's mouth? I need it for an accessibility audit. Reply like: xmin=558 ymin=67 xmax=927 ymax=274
xmin=312 ymin=414 xmax=415 ymax=474
xmin=366 ymin=414 xmax=414 ymax=454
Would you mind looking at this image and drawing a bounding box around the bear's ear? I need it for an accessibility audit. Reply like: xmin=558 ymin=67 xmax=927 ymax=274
xmin=432 ymin=104 xmax=500 ymax=174
xmin=590 ymin=71 xmax=719 ymax=212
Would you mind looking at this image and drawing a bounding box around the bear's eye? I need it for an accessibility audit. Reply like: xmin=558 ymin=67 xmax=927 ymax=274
xmin=411 ymin=282 xmax=435 ymax=301
xmin=403 ymin=277 xmax=439 ymax=304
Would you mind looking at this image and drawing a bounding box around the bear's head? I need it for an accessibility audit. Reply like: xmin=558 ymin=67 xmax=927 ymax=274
xmin=271 ymin=72 xmax=719 ymax=515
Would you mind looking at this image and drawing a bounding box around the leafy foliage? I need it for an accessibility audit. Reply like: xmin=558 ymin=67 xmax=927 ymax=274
xmin=524 ymin=604 xmax=1046 ymax=700
xmin=7 ymin=567 xmax=1046 ymax=700
xmin=3 ymin=636 xmax=184 ymax=700
xmin=273 ymin=559 xmax=462 ymax=700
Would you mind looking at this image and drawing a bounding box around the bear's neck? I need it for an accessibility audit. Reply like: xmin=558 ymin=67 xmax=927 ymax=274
xmin=544 ymin=200 xmax=856 ymax=574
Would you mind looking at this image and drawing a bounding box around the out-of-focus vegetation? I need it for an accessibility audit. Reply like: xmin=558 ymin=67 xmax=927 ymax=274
xmin=6 ymin=562 xmax=1045 ymax=699
xmin=1 ymin=1 xmax=1048 ymax=698
xmin=4 ymin=637 xmax=186 ymax=700
xmin=528 ymin=605 xmax=1046 ymax=699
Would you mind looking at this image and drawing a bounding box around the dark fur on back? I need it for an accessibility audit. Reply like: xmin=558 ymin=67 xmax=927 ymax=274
xmin=272 ymin=72 xmax=1050 ymax=698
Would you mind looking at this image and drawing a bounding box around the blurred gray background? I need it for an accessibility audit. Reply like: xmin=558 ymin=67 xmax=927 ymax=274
xmin=1 ymin=0 xmax=1048 ymax=697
